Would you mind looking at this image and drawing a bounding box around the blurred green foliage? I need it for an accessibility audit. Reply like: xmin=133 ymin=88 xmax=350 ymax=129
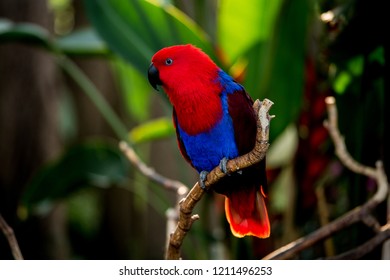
xmin=22 ymin=141 xmax=129 ymax=205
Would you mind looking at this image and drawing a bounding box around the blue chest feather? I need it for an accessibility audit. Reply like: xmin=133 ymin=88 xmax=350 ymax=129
xmin=177 ymin=70 xmax=242 ymax=173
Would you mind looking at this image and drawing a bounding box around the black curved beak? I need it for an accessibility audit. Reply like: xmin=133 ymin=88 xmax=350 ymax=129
xmin=148 ymin=63 xmax=162 ymax=91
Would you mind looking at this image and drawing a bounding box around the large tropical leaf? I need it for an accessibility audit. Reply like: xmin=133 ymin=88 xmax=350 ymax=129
xmin=113 ymin=58 xmax=152 ymax=122
xmin=243 ymin=0 xmax=311 ymax=141
xmin=129 ymin=117 xmax=175 ymax=144
xmin=83 ymin=0 xmax=217 ymax=75
xmin=217 ymin=0 xmax=282 ymax=63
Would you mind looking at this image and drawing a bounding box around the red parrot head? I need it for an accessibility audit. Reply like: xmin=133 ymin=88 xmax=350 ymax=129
xmin=148 ymin=44 xmax=223 ymax=134
xmin=148 ymin=44 xmax=218 ymax=97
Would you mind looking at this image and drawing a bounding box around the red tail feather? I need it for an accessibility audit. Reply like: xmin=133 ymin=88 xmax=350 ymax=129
xmin=225 ymin=186 xmax=270 ymax=238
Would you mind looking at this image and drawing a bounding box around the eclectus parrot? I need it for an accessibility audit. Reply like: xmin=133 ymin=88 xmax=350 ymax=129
xmin=148 ymin=44 xmax=270 ymax=238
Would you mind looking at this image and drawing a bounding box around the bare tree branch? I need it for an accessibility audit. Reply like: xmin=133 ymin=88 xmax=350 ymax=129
xmin=0 ymin=213 xmax=23 ymax=260
xmin=119 ymin=141 xmax=189 ymax=195
xmin=263 ymin=96 xmax=389 ymax=260
xmin=327 ymin=224 xmax=390 ymax=260
xmin=119 ymin=140 xmax=189 ymax=256
xmin=324 ymin=96 xmax=388 ymax=206
xmin=323 ymin=97 xmax=377 ymax=178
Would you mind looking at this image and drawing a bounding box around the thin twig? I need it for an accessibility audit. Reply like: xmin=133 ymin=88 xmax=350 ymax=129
xmin=327 ymin=224 xmax=390 ymax=260
xmin=324 ymin=96 xmax=388 ymax=204
xmin=119 ymin=141 xmax=189 ymax=195
xmin=0 ymin=213 xmax=24 ymax=260
xmin=323 ymin=96 xmax=376 ymax=179
xmin=166 ymin=99 xmax=274 ymax=259
xmin=263 ymin=96 xmax=389 ymax=260
xmin=119 ymin=141 xmax=189 ymax=256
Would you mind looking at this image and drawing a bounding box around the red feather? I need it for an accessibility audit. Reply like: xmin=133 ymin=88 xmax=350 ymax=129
xmin=225 ymin=186 xmax=270 ymax=238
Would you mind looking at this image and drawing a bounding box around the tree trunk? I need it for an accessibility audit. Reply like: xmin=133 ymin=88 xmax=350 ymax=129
xmin=0 ymin=0 xmax=62 ymax=258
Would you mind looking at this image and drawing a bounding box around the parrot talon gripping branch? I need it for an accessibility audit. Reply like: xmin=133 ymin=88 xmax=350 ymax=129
xmin=219 ymin=157 xmax=229 ymax=174
xmin=199 ymin=170 xmax=209 ymax=190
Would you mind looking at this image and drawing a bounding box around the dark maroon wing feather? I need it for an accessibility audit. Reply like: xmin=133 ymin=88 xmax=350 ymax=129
xmin=227 ymin=88 xmax=256 ymax=155
xmin=227 ymin=89 xmax=268 ymax=194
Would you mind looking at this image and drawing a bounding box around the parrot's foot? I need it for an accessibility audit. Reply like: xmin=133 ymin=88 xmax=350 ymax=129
xmin=219 ymin=157 xmax=228 ymax=174
xmin=219 ymin=157 xmax=243 ymax=175
xmin=199 ymin=170 xmax=209 ymax=190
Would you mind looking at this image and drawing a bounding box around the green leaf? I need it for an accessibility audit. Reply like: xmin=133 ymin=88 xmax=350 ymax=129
xmin=83 ymin=0 xmax=216 ymax=75
xmin=129 ymin=117 xmax=175 ymax=144
xmin=243 ymin=0 xmax=311 ymax=141
xmin=332 ymin=55 xmax=364 ymax=95
xmin=217 ymin=0 xmax=282 ymax=63
xmin=0 ymin=18 xmax=11 ymax=31
xmin=0 ymin=18 xmax=54 ymax=50
xmin=67 ymin=189 xmax=102 ymax=238
xmin=56 ymin=28 xmax=109 ymax=56
xmin=369 ymin=46 xmax=385 ymax=65
xmin=347 ymin=55 xmax=364 ymax=76
xmin=0 ymin=19 xmax=110 ymax=56
xmin=333 ymin=71 xmax=352 ymax=94
xmin=22 ymin=141 xmax=130 ymax=206
xmin=58 ymin=57 xmax=130 ymax=141
xmin=113 ymin=59 xmax=152 ymax=122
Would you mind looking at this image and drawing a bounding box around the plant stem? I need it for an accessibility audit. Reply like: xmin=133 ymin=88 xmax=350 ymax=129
xmin=57 ymin=56 xmax=130 ymax=142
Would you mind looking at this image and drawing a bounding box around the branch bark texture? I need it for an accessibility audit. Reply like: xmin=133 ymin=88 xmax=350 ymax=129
xmin=0 ymin=214 xmax=23 ymax=260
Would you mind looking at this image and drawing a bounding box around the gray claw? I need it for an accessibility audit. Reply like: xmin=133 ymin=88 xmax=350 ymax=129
xmin=199 ymin=170 xmax=209 ymax=190
xmin=219 ymin=157 xmax=228 ymax=174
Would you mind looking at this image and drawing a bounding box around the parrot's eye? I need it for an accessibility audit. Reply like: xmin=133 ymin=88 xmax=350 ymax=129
xmin=165 ymin=58 xmax=173 ymax=65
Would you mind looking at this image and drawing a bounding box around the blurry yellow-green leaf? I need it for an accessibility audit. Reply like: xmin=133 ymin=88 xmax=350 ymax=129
xmin=217 ymin=0 xmax=282 ymax=63
xmin=334 ymin=71 xmax=351 ymax=94
xmin=270 ymin=165 xmax=295 ymax=213
xmin=129 ymin=117 xmax=175 ymax=144
xmin=267 ymin=124 xmax=298 ymax=169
